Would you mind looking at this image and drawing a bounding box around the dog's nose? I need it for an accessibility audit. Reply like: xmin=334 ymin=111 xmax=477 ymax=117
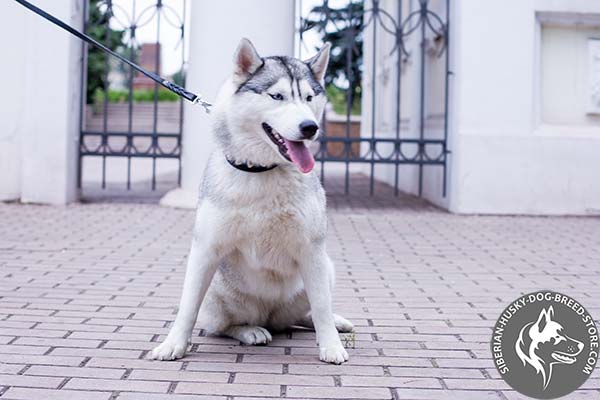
xmin=299 ymin=120 xmax=318 ymax=139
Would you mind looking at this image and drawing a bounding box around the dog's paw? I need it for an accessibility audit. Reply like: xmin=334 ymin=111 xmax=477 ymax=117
xmin=334 ymin=314 xmax=354 ymax=333
xmin=319 ymin=343 xmax=349 ymax=364
xmin=236 ymin=326 xmax=272 ymax=345
xmin=149 ymin=338 xmax=188 ymax=361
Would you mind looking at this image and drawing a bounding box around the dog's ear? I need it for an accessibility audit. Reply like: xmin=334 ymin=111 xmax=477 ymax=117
xmin=305 ymin=42 xmax=331 ymax=83
xmin=535 ymin=308 xmax=551 ymax=333
xmin=233 ymin=38 xmax=263 ymax=82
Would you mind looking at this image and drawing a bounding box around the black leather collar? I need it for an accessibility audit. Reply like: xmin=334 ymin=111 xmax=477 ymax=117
xmin=226 ymin=158 xmax=278 ymax=173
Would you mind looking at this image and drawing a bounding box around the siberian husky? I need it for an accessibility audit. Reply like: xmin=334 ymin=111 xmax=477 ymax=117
xmin=150 ymin=38 xmax=353 ymax=364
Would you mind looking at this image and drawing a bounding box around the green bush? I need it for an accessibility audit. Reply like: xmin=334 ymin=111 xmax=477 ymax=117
xmin=326 ymin=85 xmax=361 ymax=116
xmin=93 ymin=88 xmax=180 ymax=104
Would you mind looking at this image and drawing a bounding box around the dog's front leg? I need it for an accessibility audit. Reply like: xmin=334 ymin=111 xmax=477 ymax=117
xmin=150 ymin=231 xmax=219 ymax=361
xmin=299 ymin=243 xmax=349 ymax=364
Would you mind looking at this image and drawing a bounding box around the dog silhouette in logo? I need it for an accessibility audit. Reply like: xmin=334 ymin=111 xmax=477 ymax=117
xmin=515 ymin=306 xmax=584 ymax=389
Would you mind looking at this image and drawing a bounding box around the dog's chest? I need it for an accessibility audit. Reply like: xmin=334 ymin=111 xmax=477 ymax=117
xmin=215 ymin=168 xmax=326 ymax=275
xmin=233 ymin=206 xmax=303 ymax=273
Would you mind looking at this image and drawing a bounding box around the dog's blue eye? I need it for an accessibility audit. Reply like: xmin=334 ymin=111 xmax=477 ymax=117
xmin=306 ymin=95 xmax=313 ymax=102
xmin=269 ymin=93 xmax=284 ymax=101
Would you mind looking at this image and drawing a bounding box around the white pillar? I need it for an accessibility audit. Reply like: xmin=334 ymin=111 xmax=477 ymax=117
xmin=0 ymin=1 xmax=27 ymax=201
xmin=0 ymin=0 xmax=82 ymax=204
xmin=161 ymin=0 xmax=296 ymax=208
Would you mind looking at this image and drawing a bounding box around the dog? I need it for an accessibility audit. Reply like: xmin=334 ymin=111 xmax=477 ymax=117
xmin=515 ymin=306 xmax=583 ymax=389
xmin=150 ymin=38 xmax=353 ymax=364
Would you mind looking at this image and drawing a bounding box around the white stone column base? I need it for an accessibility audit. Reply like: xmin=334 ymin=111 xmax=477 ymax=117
xmin=159 ymin=188 xmax=198 ymax=209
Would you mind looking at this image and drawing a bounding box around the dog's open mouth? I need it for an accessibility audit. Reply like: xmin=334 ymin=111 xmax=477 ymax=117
xmin=262 ymin=122 xmax=315 ymax=173
xmin=552 ymin=351 xmax=577 ymax=364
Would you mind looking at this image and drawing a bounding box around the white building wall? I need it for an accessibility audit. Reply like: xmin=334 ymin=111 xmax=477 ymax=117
xmin=363 ymin=0 xmax=600 ymax=215
xmin=450 ymin=0 xmax=600 ymax=215
xmin=0 ymin=0 xmax=82 ymax=204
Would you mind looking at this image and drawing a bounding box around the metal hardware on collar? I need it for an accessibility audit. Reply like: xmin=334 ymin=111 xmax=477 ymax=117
xmin=14 ymin=0 xmax=212 ymax=113
xmin=226 ymin=158 xmax=278 ymax=173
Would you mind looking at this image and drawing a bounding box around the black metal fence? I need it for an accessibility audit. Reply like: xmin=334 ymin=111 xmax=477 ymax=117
xmin=299 ymin=0 xmax=450 ymax=196
xmin=78 ymin=0 xmax=187 ymax=191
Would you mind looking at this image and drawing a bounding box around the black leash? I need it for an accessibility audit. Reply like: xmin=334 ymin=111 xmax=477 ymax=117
xmin=13 ymin=0 xmax=212 ymax=113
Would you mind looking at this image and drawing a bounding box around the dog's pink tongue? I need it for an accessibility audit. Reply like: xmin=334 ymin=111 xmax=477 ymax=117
xmin=284 ymin=139 xmax=315 ymax=173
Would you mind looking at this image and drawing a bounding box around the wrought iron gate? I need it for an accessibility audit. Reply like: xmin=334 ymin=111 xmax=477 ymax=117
xmin=78 ymin=0 xmax=449 ymax=197
xmin=78 ymin=0 xmax=187 ymax=191
xmin=298 ymin=0 xmax=450 ymax=196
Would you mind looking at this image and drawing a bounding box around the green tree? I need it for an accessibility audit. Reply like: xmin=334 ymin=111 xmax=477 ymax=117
xmin=86 ymin=0 xmax=125 ymax=103
xmin=171 ymin=68 xmax=185 ymax=87
xmin=303 ymin=1 xmax=364 ymax=114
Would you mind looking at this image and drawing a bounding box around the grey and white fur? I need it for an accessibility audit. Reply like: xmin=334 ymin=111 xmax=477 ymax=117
xmin=150 ymin=38 xmax=353 ymax=364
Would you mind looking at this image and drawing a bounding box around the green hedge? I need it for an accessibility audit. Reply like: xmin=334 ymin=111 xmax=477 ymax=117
xmin=94 ymin=86 xmax=362 ymax=113
xmin=93 ymin=88 xmax=180 ymax=103
xmin=326 ymin=85 xmax=361 ymax=116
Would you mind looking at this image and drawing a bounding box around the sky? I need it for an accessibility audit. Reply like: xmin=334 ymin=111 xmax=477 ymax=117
xmin=110 ymin=0 xmax=188 ymax=75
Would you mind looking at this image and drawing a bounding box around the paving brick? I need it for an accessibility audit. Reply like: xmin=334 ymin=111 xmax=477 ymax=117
xmin=0 ymin=374 xmax=63 ymax=388
xmin=64 ymin=377 xmax=170 ymax=393
xmin=175 ymin=382 xmax=281 ymax=397
xmin=288 ymin=364 xmax=384 ymax=376
xmin=435 ymin=359 xmax=495 ymax=368
xmin=25 ymin=365 xmax=126 ymax=379
xmin=127 ymin=369 xmax=229 ymax=383
xmin=393 ymin=388 xmax=502 ymax=399
xmin=382 ymin=348 xmax=472 ymax=358
xmin=0 ymin=336 xmax=15 ymax=345
xmin=69 ymin=331 xmax=154 ymax=341
xmin=192 ymin=343 xmax=285 ymax=355
xmin=87 ymin=357 xmax=183 ymax=371
xmin=340 ymin=375 xmax=442 ymax=388
xmin=0 ymin=328 xmax=69 ymax=338
xmin=0 ymin=364 xmax=25 ymax=375
xmin=13 ymin=337 xmax=103 ymax=348
xmin=34 ymin=323 xmax=117 ymax=333
xmin=48 ymin=347 xmax=143 ymax=359
xmin=185 ymin=361 xmax=282 ymax=374
xmin=116 ymin=394 xmax=223 ymax=400
xmin=444 ymin=378 xmax=511 ymax=390
xmin=0 ymin=344 xmax=51 ymax=355
xmin=0 ymin=354 xmax=87 ymax=367
xmin=172 ymin=352 xmax=237 ymax=363
xmin=0 ymin=387 xmax=112 ymax=400
xmin=388 ymin=366 xmax=484 ymax=379
xmin=286 ymin=385 xmax=392 ymax=399
xmin=235 ymin=372 xmax=334 ymax=386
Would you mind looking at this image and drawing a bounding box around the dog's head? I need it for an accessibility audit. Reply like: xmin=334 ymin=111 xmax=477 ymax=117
xmin=515 ymin=306 xmax=584 ymax=389
xmin=212 ymin=38 xmax=330 ymax=173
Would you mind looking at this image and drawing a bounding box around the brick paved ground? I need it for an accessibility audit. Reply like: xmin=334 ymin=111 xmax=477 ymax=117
xmin=0 ymin=181 xmax=599 ymax=399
